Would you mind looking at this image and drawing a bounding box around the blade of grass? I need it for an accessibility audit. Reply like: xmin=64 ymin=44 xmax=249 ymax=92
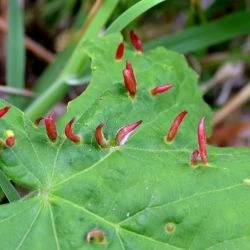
xmin=106 ymin=0 xmax=166 ymax=34
xmin=145 ymin=11 xmax=250 ymax=53
xmin=0 ymin=169 xmax=20 ymax=202
xmin=6 ymin=0 xmax=25 ymax=107
xmin=25 ymin=0 xmax=119 ymax=120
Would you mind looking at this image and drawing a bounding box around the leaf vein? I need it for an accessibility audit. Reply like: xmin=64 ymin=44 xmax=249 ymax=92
xmin=15 ymin=205 xmax=42 ymax=250
xmin=52 ymin=148 xmax=117 ymax=188
xmin=119 ymin=183 xmax=243 ymax=224
xmin=48 ymin=203 xmax=61 ymax=250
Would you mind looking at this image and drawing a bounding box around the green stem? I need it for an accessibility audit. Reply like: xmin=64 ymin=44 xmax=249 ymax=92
xmin=0 ymin=170 xmax=20 ymax=202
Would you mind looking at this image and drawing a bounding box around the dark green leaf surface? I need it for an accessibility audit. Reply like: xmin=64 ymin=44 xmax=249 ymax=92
xmin=0 ymin=34 xmax=250 ymax=250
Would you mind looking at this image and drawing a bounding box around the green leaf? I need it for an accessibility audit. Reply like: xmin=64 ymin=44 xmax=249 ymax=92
xmin=6 ymin=0 xmax=25 ymax=106
xmin=1 ymin=34 xmax=250 ymax=249
xmin=145 ymin=11 xmax=250 ymax=53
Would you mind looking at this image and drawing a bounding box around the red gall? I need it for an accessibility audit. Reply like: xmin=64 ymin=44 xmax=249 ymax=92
xmin=190 ymin=149 xmax=200 ymax=166
xmin=95 ymin=124 xmax=108 ymax=148
xmin=129 ymin=30 xmax=143 ymax=52
xmin=123 ymin=60 xmax=137 ymax=97
xmin=198 ymin=117 xmax=208 ymax=165
xmin=151 ymin=84 xmax=173 ymax=96
xmin=65 ymin=118 xmax=81 ymax=143
xmin=0 ymin=106 xmax=10 ymax=118
xmin=115 ymin=41 xmax=125 ymax=60
xmin=123 ymin=69 xmax=136 ymax=97
xmin=116 ymin=120 xmax=142 ymax=146
xmin=166 ymin=111 xmax=188 ymax=142
xmin=126 ymin=60 xmax=133 ymax=72
xmin=126 ymin=60 xmax=137 ymax=85
xmin=44 ymin=113 xmax=57 ymax=142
